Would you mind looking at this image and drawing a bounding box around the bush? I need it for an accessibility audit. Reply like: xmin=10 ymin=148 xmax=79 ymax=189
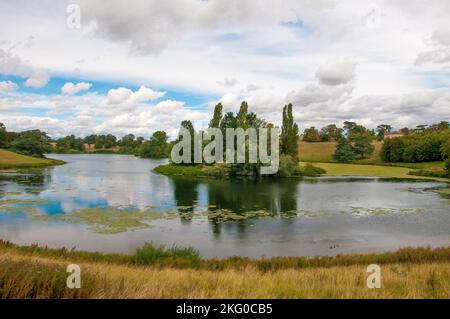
xmin=302 ymin=163 xmax=326 ymax=177
xmin=333 ymin=139 xmax=355 ymax=162
xmin=133 ymin=243 xmax=201 ymax=267
xmin=408 ymin=169 xmax=449 ymax=178
xmin=276 ymin=154 xmax=301 ymax=177
xmin=381 ymin=129 xmax=450 ymax=163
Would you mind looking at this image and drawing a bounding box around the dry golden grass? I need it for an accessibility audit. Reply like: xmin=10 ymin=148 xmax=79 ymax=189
xmin=1 ymin=251 xmax=449 ymax=299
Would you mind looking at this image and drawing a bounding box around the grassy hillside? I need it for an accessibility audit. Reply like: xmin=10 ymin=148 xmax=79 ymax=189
xmin=0 ymin=149 xmax=64 ymax=169
xmin=299 ymin=141 xmax=383 ymax=163
xmin=0 ymin=242 xmax=449 ymax=298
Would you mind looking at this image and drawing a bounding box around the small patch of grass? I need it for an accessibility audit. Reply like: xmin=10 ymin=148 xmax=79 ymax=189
xmin=0 ymin=149 xmax=65 ymax=169
xmin=304 ymin=162 xmax=450 ymax=181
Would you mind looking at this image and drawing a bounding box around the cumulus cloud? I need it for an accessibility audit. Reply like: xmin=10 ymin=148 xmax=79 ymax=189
xmin=101 ymin=85 xmax=165 ymax=110
xmin=315 ymin=58 xmax=357 ymax=85
xmin=0 ymin=48 xmax=50 ymax=88
xmin=415 ymin=28 xmax=450 ymax=66
xmin=0 ymin=80 xmax=18 ymax=93
xmin=217 ymin=77 xmax=238 ymax=87
xmin=61 ymin=82 xmax=92 ymax=95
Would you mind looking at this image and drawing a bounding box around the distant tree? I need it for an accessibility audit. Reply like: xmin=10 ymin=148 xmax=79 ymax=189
xmin=302 ymin=127 xmax=321 ymax=142
xmin=399 ymin=127 xmax=409 ymax=135
xmin=376 ymin=124 xmax=392 ymax=140
xmin=320 ymin=124 xmax=343 ymax=142
xmin=9 ymin=130 xmax=52 ymax=157
xmin=333 ymin=139 xmax=356 ymax=162
xmin=236 ymin=101 xmax=249 ymax=129
xmin=209 ymin=103 xmax=223 ymax=128
xmin=352 ymin=135 xmax=375 ymax=159
xmin=140 ymin=131 xmax=169 ymax=158
xmin=0 ymin=123 xmax=6 ymax=148
xmin=173 ymin=120 xmax=196 ymax=164
xmin=429 ymin=121 xmax=449 ymax=131
xmin=280 ymin=103 xmax=299 ymax=161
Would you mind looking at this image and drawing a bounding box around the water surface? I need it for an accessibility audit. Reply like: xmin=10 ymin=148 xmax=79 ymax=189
xmin=0 ymin=154 xmax=449 ymax=258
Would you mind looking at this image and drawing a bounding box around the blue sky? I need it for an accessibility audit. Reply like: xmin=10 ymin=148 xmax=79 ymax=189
xmin=0 ymin=0 xmax=449 ymax=138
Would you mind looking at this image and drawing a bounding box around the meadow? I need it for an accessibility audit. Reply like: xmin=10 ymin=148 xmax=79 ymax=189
xmin=0 ymin=149 xmax=64 ymax=169
xmin=0 ymin=241 xmax=449 ymax=298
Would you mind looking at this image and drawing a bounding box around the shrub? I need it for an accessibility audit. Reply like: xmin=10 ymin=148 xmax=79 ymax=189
xmin=302 ymin=163 xmax=326 ymax=177
xmin=333 ymin=139 xmax=355 ymax=162
xmin=381 ymin=129 xmax=450 ymax=162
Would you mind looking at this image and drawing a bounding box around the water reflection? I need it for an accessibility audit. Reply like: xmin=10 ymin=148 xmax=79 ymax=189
xmin=1 ymin=154 xmax=449 ymax=257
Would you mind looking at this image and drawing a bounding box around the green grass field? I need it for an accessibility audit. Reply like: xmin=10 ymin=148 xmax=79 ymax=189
xmin=299 ymin=141 xmax=383 ymax=163
xmin=0 ymin=149 xmax=64 ymax=169
xmin=301 ymin=162 xmax=449 ymax=181
xmin=298 ymin=141 xmax=448 ymax=180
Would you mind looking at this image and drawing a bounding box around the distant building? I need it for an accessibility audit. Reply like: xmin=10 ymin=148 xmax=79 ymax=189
xmin=384 ymin=131 xmax=404 ymax=139
xmin=84 ymin=143 xmax=96 ymax=153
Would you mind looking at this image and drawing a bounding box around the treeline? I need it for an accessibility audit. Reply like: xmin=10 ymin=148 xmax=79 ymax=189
xmin=0 ymin=122 xmax=171 ymax=159
xmin=381 ymin=128 xmax=450 ymax=163
xmin=0 ymin=123 xmax=52 ymax=158
xmin=303 ymin=121 xmax=449 ymax=142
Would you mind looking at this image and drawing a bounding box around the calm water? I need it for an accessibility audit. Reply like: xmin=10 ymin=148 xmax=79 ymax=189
xmin=0 ymin=154 xmax=449 ymax=258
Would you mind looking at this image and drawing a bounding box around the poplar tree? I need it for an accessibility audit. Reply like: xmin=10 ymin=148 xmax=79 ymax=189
xmin=280 ymin=103 xmax=299 ymax=161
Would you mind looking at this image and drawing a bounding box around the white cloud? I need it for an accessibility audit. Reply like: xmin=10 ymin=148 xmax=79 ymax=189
xmin=0 ymin=48 xmax=50 ymax=88
xmin=24 ymin=72 xmax=49 ymax=88
xmin=102 ymin=85 xmax=165 ymax=110
xmin=315 ymin=58 xmax=357 ymax=86
xmin=0 ymin=80 xmax=18 ymax=93
xmin=61 ymin=82 xmax=92 ymax=95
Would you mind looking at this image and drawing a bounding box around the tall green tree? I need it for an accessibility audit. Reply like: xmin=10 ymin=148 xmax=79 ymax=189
xmin=352 ymin=135 xmax=375 ymax=159
xmin=280 ymin=103 xmax=299 ymax=161
xmin=236 ymin=101 xmax=249 ymax=129
xmin=209 ymin=103 xmax=223 ymax=128
xmin=334 ymin=139 xmax=356 ymax=162
xmin=376 ymin=124 xmax=392 ymax=140
xmin=0 ymin=123 xmax=7 ymax=148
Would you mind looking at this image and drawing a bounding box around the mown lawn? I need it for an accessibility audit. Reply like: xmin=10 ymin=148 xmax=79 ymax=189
xmin=0 ymin=149 xmax=64 ymax=169
xmin=0 ymin=242 xmax=449 ymax=298
xmin=302 ymin=162 xmax=450 ymax=181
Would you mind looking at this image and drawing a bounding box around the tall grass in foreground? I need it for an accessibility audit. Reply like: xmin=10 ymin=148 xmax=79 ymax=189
xmin=0 ymin=255 xmax=448 ymax=298
xmin=1 ymin=241 xmax=449 ymax=298
xmin=2 ymin=240 xmax=450 ymax=271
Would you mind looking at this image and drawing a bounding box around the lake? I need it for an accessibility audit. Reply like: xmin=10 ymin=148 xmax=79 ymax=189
xmin=0 ymin=154 xmax=449 ymax=258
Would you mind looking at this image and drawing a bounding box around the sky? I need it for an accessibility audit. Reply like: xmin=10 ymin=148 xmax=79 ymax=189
xmin=0 ymin=0 xmax=449 ymax=139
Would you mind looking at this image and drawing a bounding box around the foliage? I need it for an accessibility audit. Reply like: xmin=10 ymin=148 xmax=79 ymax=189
xmin=9 ymin=130 xmax=52 ymax=157
xmin=301 ymin=163 xmax=326 ymax=177
xmin=276 ymin=154 xmax=301 ymax=177
xmin=352 ymin=135 xmax=375 ymax=159
xmin=302 ymin=126 xmax=320 ymax=142
xmin=333 ymin=139 xmax=356 ymax=162
xmin=446 ymin=159 xmax=450 ymax=172
xmin=140 ymin=131 xmax=169 ymax=158
xmin=0 ymin=122 xmax=6 ymax=148
xmin=381 ymin=129 xmax=450 ymax=162
xmin=280 ymin=103 xmax=299 ymax=161
xmin=209 ymin=103 xmax=223 ymax=128
xmin=376 ymin=124 xmax=392 ymax=140
xmin=408 ymin=169 xmax=449 ymax=178
xmin=320 ymin=124 xmax=343 ymax=142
